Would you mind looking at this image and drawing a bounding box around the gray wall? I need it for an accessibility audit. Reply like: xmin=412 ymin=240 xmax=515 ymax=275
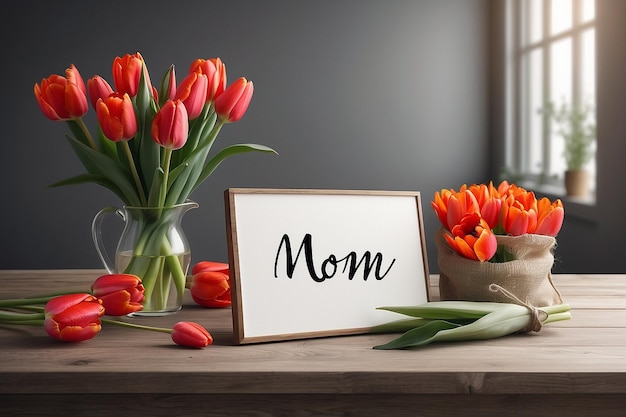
xmin=1 ymin=0 xmax=490 ymax=271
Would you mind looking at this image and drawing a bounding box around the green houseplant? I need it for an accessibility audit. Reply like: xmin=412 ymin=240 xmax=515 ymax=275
xmin=542 ymin=99 xmax=596 ymax=197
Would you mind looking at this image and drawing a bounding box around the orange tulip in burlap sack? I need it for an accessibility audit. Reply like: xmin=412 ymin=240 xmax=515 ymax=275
xmin=435 ymin=228 xmax=563 ymax=307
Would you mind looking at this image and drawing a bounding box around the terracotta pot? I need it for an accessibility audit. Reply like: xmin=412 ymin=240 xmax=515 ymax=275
xmin=564 ymin=170 xmax=590 ymax=197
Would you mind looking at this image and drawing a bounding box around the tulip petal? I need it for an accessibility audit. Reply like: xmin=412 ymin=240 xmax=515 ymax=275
xmin=99 ymin=291 xmax=144 ymax=316
xmin=452 ymin=236 xmax=480 ymax=261
xmin=473 ymin=230 xmax=498 ymax=262
xmin=191 ymin=271 xmax=229 ymax=300
xmin=535 ymin=206 xmax=564 ymax=236
xmin=53 ymin=302 xmax=105 ymax=327
xmin=47 ymin=320 xmax=102 ymax=342
xmin=92 ymin=274 xmax=143 ymax=296
xmin=44 ymin=293 xmax=95 ymax=316
xmin=199 ymin=295 xmax=232 ymax=308
xmin=192 ymin=261 xmax=229 ymax=275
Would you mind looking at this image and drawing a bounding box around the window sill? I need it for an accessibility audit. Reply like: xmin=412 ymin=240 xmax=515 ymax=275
xmin=518 ymin=181 xmax=597 ymax=223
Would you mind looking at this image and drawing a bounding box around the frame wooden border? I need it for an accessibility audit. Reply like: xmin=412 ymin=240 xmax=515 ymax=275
xmin=224 ymin=188 xmax=430 ymax=344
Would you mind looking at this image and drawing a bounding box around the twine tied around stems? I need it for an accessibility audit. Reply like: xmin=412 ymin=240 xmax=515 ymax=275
xmin=488 ymin=283 xmax=548 ymax=332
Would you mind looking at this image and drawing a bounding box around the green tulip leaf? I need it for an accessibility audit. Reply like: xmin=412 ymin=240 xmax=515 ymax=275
xmin=66 ymin=136 xmax=141 ymax=206
xmin=376 ymin=301 xmax=512 ymax=320
xmin=47 ymin=173 xmax=128 ymax=203
xmin=370 ymin=318 xmax=435 ymax=334
xmin=96 ymin=127 xmax=119 ymax=161
xmin=146 ymin=168 xmax=165 ymax=208
xmin=373 ymin=320 xmax=462 ymax=350
xmin=167 ymin=162 xmax=189 ymax=188
xmin=192 ymin=144 xmax=278 ymax=192
xmin=138 ymin=110 xmax=160 ymax=196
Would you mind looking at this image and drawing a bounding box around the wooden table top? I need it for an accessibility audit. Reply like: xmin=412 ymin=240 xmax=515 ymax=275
xmin=1 ymin=270 xmax=626 ymax=416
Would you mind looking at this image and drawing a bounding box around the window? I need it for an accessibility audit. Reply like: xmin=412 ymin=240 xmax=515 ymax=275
xmin=507 ymin=0 xmax=596 ymax=196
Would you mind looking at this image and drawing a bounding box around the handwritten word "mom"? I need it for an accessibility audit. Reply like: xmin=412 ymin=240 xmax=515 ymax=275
xmin=273 ymin=233 xmax=396 ymax=282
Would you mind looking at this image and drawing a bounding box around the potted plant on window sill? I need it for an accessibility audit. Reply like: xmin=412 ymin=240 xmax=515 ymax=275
xmin=542 ymin=99 xmax=596 ymax=198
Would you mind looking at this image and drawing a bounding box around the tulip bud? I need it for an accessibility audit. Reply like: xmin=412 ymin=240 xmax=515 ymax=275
xmin=535 ymin=197 xmax=564 ymax=236
xmin=158 ymin=64 xmax=177 ymax=106
xmin=175 ymin=71 xmax=208 ymax=119
xmin=501 ymin=193 xmax=538 ymax=236
xmin=151 ymin=99 xmax=189 ymax=150
xmin=44 ymin=294 xmax=104 ymax=342
xmin=468 ymin=182 xmax=502 ymax=229
xmin=96 ymin=93 xmax=138 ymax=142
xmin=34 ymin=64 xmax=88 ymax=121
xmin=112 ymin=52 xmax=152 ymax=97
xmin=214 ymin=77 xmax=254 ymax=123
xmin=190 ymin=57 xmax=227 ymax=102
xmin=87 ymin=75 xmax=114 ymax=109
xmin=171 ymin=322 xmax=213 ymax=348
xmin=91 ymin=274 xmax=145 ymax=316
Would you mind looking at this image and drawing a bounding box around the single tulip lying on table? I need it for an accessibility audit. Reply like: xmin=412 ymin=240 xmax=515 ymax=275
xmin=372 ymin=287 xmax=571 ymax=350
xmin=0 ymin=270 xmax=216 ymax=348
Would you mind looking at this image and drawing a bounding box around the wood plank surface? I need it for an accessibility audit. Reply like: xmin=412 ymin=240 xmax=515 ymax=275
xmin=1 ymin=270 xmax=626 ymax=416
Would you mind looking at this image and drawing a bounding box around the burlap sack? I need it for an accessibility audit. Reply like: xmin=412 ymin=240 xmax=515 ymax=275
xmin=435 ymin=228 xmax=563 ymax=307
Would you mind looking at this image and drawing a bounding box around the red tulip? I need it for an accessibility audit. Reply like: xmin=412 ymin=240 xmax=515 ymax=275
xmin=432 ymin=187 xmax=480 ymax=232
xmin=44 ymin=294 xmax=104 ymax=342
xmin=214 ymin=77 xmax=254 ymax=123
xmin=468 ymin=182 xmax=502 ymax=229
xmin=190 ymin=57 xmax=227 ymax=102
xmin=151 ymin=99 xmax=189 ymax=150
xmin=34 ymin=64 xmax=88 ymax=121
xmin=91 ymin=274 xmax=145 ymax=316
xmin=87 ymin=75 xmax=114 ymax=109
xmin=535 ymin=197 xmax=564 ymax=236
xmin=171 ymin=321 xmax=213 ymax=348
xmin=432 ymin=189 xmax=453 ymax=230
xmin=174 ymin=71 xmax=208 ymax=119
xmin=189 ymin=261 xmax=231 ymax=308
xmin=95 ymin=93 xmax=138 ymax=142
xmin=496 ymin=180 xmax=511 ymax=196
xmin=112 ymin=52 xmax=151 ymax=97
xmin=444 ymin=213 xmax=497 ymax=262
xmin=501 ymin=191 xmax=538 ymax=236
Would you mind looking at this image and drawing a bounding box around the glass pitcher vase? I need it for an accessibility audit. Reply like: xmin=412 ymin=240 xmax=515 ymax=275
xmin=91 ymin=201 xmax=198 ymax=316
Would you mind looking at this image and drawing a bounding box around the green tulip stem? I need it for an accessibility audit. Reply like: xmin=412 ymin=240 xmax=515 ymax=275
xmin=159 ymin=147 xmax=174 ymax=210
xmin=0 ymin=310 xmax=44 ymax=323
xmin=122 ymin=141 xmax=148 ymax=206
xmin=0 ymin=296 xmax=57 ymax=308
xmin=101 ymin=318 xmax=172 ymax=335
xmin=74 ymin=117 xmax=97 ymax=150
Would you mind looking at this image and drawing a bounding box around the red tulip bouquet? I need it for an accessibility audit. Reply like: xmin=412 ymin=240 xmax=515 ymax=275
xmin=431 ymin=181 xmax=565 ymax=307
xmin=34 ymin=53 xmax=276 ymax=313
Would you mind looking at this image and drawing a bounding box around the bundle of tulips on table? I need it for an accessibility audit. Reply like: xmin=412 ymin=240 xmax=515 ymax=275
xmin=0 ymin=261 xmax=230 ymax=348
xmin=373 ymin=180 xmax=571 ymax=350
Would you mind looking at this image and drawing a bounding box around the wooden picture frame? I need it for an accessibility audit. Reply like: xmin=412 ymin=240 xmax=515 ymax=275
xmin=224 ymin=188 xmax=430 ymax=344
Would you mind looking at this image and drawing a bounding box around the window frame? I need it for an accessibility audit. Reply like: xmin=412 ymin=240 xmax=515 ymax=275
xmin=507 ymin=0 xmax=596 ymax=196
